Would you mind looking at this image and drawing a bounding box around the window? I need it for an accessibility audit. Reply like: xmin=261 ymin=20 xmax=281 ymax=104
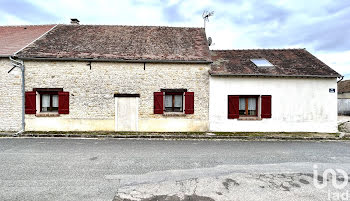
xmin=165 ymin=92 xmax=183 ymax=112
xmin=239 ymin=96 xmax=258 ymax=116
xmin=250 ymin=58 xmax=274 ymax=67
xmin=25 ymin=88 xmax=70 ymax=115
xmin=41 ymin=92 xmax=59 ymax=112
xmin=154 ymin=89 xmax=194 ymax=114
xmin=228 ymin=95 xmax=271 ymax=119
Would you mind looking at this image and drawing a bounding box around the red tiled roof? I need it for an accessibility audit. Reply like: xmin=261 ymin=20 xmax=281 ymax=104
xmin=0 ymin=25 xmax=56 ymax=56
xmin=338 ymin=80 xmax=350 ymax=93
xmin=16 ymin=25 xmax=211 ymax=62
xmin=210 ymin=49 xmax=341 ymax=78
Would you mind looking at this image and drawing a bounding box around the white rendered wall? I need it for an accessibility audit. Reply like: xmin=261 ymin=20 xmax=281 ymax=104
xmin=209 ymin=76 xmax=338 ymax=133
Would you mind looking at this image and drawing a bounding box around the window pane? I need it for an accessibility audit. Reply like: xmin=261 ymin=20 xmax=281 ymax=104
xmin=251 ymin=59 xmax=274 ymax=67
xmin=248 ymin=97 xmax=256 ymax=116
xmin=41 ymin=94 xmax=50 ymax=112
xmin=248 ymin=110 xmax=256 ymax=116
xmin=239 ymin=98 xmax=246 ymax=115
xmin=165 ymin=95 xmax=172 ymax=112
xmin=52 ymin=95 xmax=59 ymax=107
xmin=42 ymin=94 xmax=50 ymax=107
xmin=239 ymin=98 xmax=245 ymax=110
xmin=174 ymin=95 xmax=182 ymax=111
xmin=165 ymin=95 xmax=172 ymax=108
xmin=248 ymin=98 xmax=256 ymax=110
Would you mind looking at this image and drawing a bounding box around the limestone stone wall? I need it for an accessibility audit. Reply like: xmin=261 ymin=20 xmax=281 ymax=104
xmin=0 ymin=58 xmax=22 ymax=131
xmin=24 ymin=61 xmax=210 ymax=131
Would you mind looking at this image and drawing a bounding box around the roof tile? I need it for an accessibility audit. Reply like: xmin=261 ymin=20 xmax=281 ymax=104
xmin=17 ymin=25 xmax=211 ymax=62
xmin=210 ymin=49 xmax=341 ymax=78
xmin=338 ymin=80 xmax=350 ymax=93
xmin=0 ymin=25 xmax=56 ymax=56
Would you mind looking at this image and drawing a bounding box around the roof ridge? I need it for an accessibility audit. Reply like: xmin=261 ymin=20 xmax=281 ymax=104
xmin=211 ymin=48 xmax=306 ymax=51
xmin=0 ymin=24 xmax=57 ymax=27
xmin=55 ymin=24 xmax=204 ymax=29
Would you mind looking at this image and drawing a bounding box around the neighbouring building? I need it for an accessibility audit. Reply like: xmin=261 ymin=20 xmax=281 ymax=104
xmin=209 ymin=49 xmax=341 ymax=133
xmin=338 ymin=80 xmax=350 ymax=116
xmin=0 ymin=25 xmax=56 ymax=131
xmin=15 ymin=24 xmax=211 ymax=132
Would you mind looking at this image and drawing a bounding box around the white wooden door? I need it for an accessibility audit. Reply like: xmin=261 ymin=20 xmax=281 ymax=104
xmin=115 ymin=97 xmax=138 ymax=131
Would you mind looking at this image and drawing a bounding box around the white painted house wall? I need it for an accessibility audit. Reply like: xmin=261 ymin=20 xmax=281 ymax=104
xmin=209 ymin=76 xmax=338 ymax=133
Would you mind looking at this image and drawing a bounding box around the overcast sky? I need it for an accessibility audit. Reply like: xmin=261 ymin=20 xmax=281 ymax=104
xmin=0 ymin=0 xmax=349 ymax=79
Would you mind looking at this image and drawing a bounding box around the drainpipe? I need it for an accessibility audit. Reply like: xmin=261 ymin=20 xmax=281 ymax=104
xmin=8 ymin=56 xmax=25 ymax=136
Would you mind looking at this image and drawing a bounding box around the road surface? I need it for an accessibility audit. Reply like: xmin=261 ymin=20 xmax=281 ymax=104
xmin=0 ymin=138 xmax=349 ymax=201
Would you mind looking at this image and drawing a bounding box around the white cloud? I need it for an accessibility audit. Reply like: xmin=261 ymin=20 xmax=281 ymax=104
xmin=0 ymin=12 xmax=31 ymax=25
xmin=316 ymin=51 xmax=350 ymax=77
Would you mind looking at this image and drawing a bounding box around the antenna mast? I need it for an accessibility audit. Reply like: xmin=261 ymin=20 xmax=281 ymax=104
xmin=202 ymin=10 xmax=214 ymax=29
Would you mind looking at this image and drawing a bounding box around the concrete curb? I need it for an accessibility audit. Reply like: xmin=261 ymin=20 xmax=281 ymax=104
xmin=0 ymin=133 xmax=347 ymax=141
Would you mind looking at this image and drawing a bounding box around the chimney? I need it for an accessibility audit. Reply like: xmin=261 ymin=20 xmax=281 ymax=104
xmin=70 ymin=18 xmax=80 ymax=25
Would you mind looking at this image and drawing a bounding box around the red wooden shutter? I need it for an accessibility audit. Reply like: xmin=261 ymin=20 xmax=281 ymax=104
xmin=58 ymin=91 xmax=69 ymax=114
xmin=261 ymin=95 xmax=272 ymax=118
xmin=25 ymin=91 xmax=36 ymax=114
xmin=154 ymin=92 xmax=164 ymax=114
xmin=228 ymin=96 xmax=239 ymax=119
xmin=184 ymin=92 xmax=194 ymax=114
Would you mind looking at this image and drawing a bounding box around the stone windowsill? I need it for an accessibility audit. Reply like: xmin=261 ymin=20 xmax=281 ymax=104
xmin=163 ymin=112 xmax=186 ymax=117
xmin=238 ymin=116 xmax=261 ymax=121
xmin=36 ymin=113 xmax=60 ymax=117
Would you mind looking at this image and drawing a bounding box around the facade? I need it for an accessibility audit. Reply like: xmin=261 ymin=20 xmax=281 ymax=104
xmin=0 ymin=58 xmax=21 ymax=131
xmin=0 ymin=25 xmax=56 ymax=131
xmin=0 ymin=23 xmax=342 ymax=133
xmin=22 ymin=61 xmax=209 ymax=131
xmin=338 ymin=80 xmax=350 ymax=115
xmin=209 ymin=50 xmax=340 ymax=133
xmin=15 ymin=25 xmax=211 ymax=132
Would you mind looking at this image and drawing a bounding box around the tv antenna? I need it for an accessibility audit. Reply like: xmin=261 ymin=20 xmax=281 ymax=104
xmin=202 ymin=10 xmax=214 ymax=29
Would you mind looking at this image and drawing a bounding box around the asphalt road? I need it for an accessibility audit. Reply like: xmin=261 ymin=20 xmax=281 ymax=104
xmin=0 ymin=138 xmax=349 ymax=201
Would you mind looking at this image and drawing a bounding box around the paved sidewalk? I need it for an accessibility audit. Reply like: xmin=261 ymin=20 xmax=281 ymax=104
xmin=0 ymin=131 xmax=346 ymax=141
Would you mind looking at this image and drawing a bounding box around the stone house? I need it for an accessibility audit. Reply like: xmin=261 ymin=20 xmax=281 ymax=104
xmin=14 ymin=25 xmax=211 ymax=132
xmin=338 ymin=80 xmax=350 ymax=115
xmin=0 ymin=25 xmax=56 ymax=131
xmin=209 ymin=50 xmax=341 ymax=133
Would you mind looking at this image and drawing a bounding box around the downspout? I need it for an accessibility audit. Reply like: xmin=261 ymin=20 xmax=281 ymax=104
xmin=8 ymin=56 xmax=25 ymax=136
